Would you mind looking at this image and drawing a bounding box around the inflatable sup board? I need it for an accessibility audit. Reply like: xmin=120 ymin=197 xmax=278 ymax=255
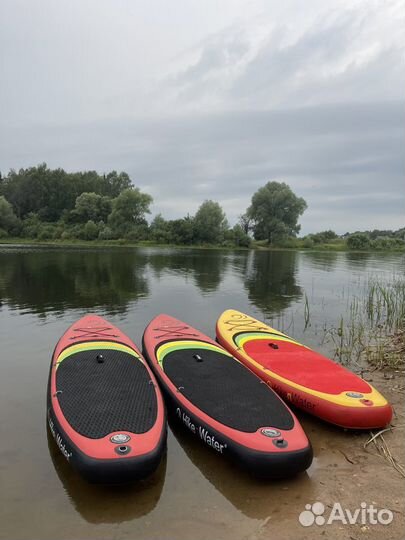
xmin=216 ymin=310 xmax=392 ymax=429
xmin=47 ymin=315 xmax=166 ymax=483
xmin=143 ymin=314 xmax=312 ymax=478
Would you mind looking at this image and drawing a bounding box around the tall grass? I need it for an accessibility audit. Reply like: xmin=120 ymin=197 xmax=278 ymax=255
xmin=366 ymin=280 xmax=405 ymax=330
xmin=324 ymin=277 xmax=405 ymax=369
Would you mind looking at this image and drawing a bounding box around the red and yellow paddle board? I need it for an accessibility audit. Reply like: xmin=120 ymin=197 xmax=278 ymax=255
xmin=216 ymin=310 xmax=392 ymax=429
xmin=47 ymin=315 xmax=166 ymax=483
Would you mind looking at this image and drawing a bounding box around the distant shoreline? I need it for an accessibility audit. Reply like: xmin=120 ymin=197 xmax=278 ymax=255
xmin=0 ymin=237 xmax=403 ymax=253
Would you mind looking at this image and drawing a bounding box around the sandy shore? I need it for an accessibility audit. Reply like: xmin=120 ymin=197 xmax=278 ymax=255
xmin=252 ymin=369 xmax=405 ymax=540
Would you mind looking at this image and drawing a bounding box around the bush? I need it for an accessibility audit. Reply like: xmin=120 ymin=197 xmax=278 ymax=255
xmin=371 ymin=236 xmax=405 ymax=250
xmin=21 ymin=213 xmax=41 ymax=238
xmin=0 ymin=196 xmax=20 ymax=233
xmin=52 ymin=226 xmax=64 ymax=239
xmin=0 ymin=228 xmax=9 ymax=239
xmin=169 ymin=218 xmax=194 ymax=245
xmin=149 ymin=214 xmax=171 ymax=243
xmin=150 ymin=229 xmax=172 ymax=243
xmin=37 ymin=224 xmax=57 ymax=240
xmin=347 ymin=233 xmax=371 ymax=250
xmin=60 ymin=231 xmax=72 ymax=241
xmin=275 ymin=237 xmax=300 ymax=248
xmin=98 ymin=226 xmax=115 ymax=241
xmin=124 ymin=224 xmax=149 ymax=242
xmin=67 ymin=225 xmax=84 ymax=239
xmin=230 ymin=224 xmax=251 ymax=247
xmin=302 ymin=237 xmax=314 ymax=248
xmin=310 ymin=230 xmax=338 ymax=244
xmin=81 ymin=220 xmax=99 ymax=240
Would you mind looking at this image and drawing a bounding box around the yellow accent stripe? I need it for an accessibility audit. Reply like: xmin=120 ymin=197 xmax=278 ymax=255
xmin=236 ymin=333 xmax=307 ymax=349
xmin=156 ymin=340 xmax=230 ymax=361
xmin=56 ymin=341 xmax=141 ymax=368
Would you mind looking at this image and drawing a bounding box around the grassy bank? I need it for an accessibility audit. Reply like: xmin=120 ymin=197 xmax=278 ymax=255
xmin=0 ymin=237 xmax=251 ymax=251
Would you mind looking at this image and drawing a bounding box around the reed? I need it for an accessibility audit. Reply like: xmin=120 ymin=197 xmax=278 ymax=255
xmin=366 ymin=279 xmax=405 ymax=331
xmin=323 ymin=276 xmax=405 ymax=369
xmin=304 ymin=293 xmax=310 ymax=329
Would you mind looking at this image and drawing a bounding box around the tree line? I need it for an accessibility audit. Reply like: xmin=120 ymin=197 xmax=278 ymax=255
xmin=0 ymin=164 xmax=403 ymax=250
xmin=0 ymin=164 xmax=307 ymax=246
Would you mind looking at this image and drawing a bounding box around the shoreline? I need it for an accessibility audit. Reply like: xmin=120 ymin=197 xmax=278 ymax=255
xmin=0 ymin=237 xmax=404 ymax=253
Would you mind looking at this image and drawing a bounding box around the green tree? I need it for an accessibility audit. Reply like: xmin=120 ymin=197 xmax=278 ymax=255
xmin=0 ymin=196 xmax=20 ymax=233
xmin=309 ymin=230 xmax=338 ymax=244
xmin=231 ymin=224 xmax=251 ymax=247
xmin=247 ymin=181 xmax=307 ymax=244
xmin=170 ymin=216 xmax=194 ymax=244
xmin=108 ymin=188 xmax=153 ymax=237
xmin=193 ymin=200 xmax=228 ymax=244
xmin=238 ymin=213 xmax=252 ymax=234
xmin=394 ymin=228 xmax=405 ymax=240
xmin=104 ymin=171 xmax=132 ymax=198
xmin=0 ymin=164 xmax=134 ymax=221
xmin=70 ymin=192 xmax=112 ymax=223
xmin=1 ymin=165 xmax=48 ymax=218
xmin=150 ymin=214 xmax=171 ymax=243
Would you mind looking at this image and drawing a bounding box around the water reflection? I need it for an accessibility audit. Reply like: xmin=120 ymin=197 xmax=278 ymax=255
xmin=0 ymin=247 xmax=234 ymax=316
xmin=147 ymin=249 xmax=228 ymax=294
xmin=344 ymin=251 xmax=372 ymax=269
xmin=47 ymin=428 xmax=166 ymax=523
xmin=169 ymin=417 xmax=314 ymax=519
xmin=301 ymin=251 xmax=339 ymax=272
xmin=242 ymin=251 xmax=302 ymax=317
xmin=0 ymin=248 xmax=149 ymax=315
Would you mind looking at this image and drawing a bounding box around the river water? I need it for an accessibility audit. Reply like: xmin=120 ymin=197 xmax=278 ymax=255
xmin=0 ymin=246 xmax=403 ymax=540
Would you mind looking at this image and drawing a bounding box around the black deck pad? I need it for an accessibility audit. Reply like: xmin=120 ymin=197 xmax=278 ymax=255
xmin=56 ymin=349 xmax=157 ymax=438
xmin=163 ymin=347 xmax=294 ymax=432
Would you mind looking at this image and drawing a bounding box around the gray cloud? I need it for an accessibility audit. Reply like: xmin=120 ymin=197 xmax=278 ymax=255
xmin=0 ymin=0 xmax=404 ymax=234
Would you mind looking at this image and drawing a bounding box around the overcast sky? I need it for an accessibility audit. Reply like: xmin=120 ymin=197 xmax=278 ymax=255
xmin=1 ymin=0 xmax=404 ymax=233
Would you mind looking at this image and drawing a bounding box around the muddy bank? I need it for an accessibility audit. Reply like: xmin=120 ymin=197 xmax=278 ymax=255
xmin=253 ymin=370 xmax=405 ymax=540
